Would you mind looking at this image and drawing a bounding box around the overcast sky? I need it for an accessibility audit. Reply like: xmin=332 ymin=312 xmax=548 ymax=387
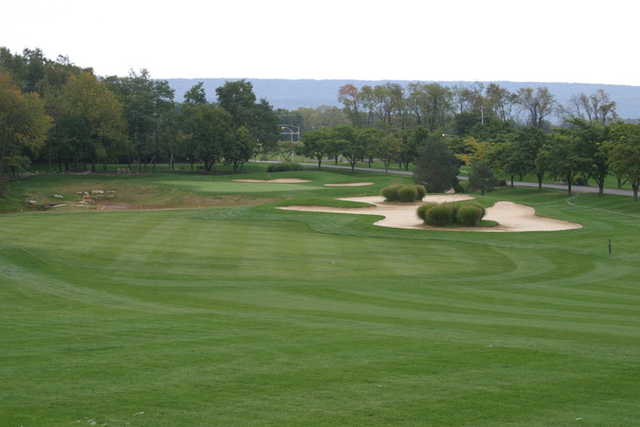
xmin=4 ymin=0 xmax=639 ymax=85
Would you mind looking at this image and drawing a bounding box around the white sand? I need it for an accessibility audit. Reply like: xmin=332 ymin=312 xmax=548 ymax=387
xmin=278 ymin=195 xmax=582 ymax=232
xmin=324 ymin=182 xmax=374 ymax=187
xmin=233 ymin=178 xmax=311 ymax=183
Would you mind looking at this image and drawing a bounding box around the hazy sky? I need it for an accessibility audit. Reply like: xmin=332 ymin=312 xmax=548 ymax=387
xmin=5 ymin=0 xmax=639 ymax=85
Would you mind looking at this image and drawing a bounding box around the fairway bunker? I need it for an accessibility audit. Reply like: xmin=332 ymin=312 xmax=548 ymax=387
xmin=278 ymin=195 xmax=582 ymax=232
xmin=233 ymin=178 xmax=310 ymax=183
xmin=324 ymin=182 xmax=374 ymax=187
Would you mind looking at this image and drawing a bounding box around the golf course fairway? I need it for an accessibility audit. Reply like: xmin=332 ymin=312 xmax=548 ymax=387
xmin=1 ymin=167 xmax=639 ymax=426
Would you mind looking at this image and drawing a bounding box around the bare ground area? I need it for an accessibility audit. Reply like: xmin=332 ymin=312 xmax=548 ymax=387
xmin=17 ymin=181 xmax=275 ymax=213
xmin=278 ymin=195 xmax=582 ymax=232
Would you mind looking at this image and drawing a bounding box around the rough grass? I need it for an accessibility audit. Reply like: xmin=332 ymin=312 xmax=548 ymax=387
xmin=0 ymin=166 xmax=400 ymax=214
xmin=1 ymin=167 xmax=640 ymax=426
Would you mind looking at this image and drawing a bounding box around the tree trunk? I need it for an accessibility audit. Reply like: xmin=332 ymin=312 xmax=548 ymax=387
xmin=510 ymin=175 xmax=514 ymax=187
xmin=634 ymin=184 xmax=639 ymax=201
xmin=567 ymin=174 xmax=573 ymax=196
xmin=317 ymin=158 xmax=322 ymax=169
xmin=598 ymin=177 xmax=605 ymax=196
xmin=537 ymin=173 xmax=543 ymax=190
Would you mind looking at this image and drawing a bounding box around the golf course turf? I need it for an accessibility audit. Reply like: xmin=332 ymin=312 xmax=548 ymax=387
xmin=1 ymin=165 xmax=640 ymax=426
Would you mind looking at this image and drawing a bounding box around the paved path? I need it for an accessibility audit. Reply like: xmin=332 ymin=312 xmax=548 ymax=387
xmin=293 ymin=162 xmax=636 ymax=198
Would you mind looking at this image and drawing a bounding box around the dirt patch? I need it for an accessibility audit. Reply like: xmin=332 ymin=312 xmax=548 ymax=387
xmin=278 ymin=195 xmax=582 ymax=232
xmin=98 ymin=203 xmax=132 ymax=210
xmin=233 ymin=178 xmax=311 ymax=183
xmin=324 ymin=182 xmax=374 ymax=187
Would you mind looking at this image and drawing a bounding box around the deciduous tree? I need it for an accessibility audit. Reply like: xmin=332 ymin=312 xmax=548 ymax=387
xmin=0 ymin=73 xmax=52 ymax=176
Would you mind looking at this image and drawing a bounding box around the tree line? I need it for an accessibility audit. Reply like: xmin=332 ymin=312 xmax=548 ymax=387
xmin=297 ymin=82 xmax=640 ymax=200
xmin=0 ymin=47 xmax=280 ymax=176
xmin=4 ymin=47 xmax=640 ymax=200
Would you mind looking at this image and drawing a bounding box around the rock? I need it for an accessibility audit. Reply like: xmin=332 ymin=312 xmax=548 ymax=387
xmin=27 ymin=200 xmax=38 ymax=206
xmin=91 ymin=190 xmax=104 ymax=195
xmin=52 ymin=194 xmax=64 ymax=199
xmin=51 ymin=204 xmax=68 ymax=208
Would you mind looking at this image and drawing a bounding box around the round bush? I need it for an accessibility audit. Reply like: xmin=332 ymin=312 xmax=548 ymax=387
xmin=456 ymin=205 xmax=484 ymax=226
xmin=417 ymin=203 xmax=437 ymax=221
xmin=381 ymin=184 xmax=402 ymax=201
xmin=414 ymin=184 xmax=426 ymax=200
xmin=465 ymin=202 xmax=486 ymax=217
xmin=397 ymin=185 xmax=418 ymax=202
xmin=424 ymin=204 xmax=454 ymax=227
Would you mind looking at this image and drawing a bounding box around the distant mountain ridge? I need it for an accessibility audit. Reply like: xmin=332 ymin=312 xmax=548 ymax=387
xmin=165 ymin=78 xmax=640 ymax=119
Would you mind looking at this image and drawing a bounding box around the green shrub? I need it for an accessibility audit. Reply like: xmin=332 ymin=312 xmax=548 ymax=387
xmin=417 ymin=203 xmax=437 ymax=221
xmin=456 ymin=205 xmax=484 ymax=226
xmin=424 ymin=203 xmax=454 ymax=226
xmin=397 ymin=185 xmax=418 ymax=202
xmin=418 ymin=201 xmax=486 ymax=227
xmin=466 ymin=202 xmax=486 ymax=218
xmin=381 ymin=184 xmax=402 ymax=201
xmin=383 ymin=184 xmax=425 ymax=202
xmin=381 ymin=184 xmax=400 ymax=201
xmin=449 ymin=203 xmax=461 ymax=221
xmin=453 ymin=181 xmax=466 ymax=193
xmin=267 ymin=162 xmax=304 ymax=172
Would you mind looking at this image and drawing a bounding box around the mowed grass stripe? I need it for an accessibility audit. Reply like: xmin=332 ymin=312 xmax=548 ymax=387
xmin=2 ymin=172 xmax=640 ymax=425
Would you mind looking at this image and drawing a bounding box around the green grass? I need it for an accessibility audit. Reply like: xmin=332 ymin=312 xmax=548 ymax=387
xmin=2 ymin=167 xmax=640 ymax=426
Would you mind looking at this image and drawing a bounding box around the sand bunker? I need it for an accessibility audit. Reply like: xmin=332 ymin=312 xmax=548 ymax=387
xmin=278 ymin=196 xmax=582 ymax=232
xmin=324 ymin=182 xmax=374 ymax=187
xmin=233 ymin=178 xmax=311 ymax=183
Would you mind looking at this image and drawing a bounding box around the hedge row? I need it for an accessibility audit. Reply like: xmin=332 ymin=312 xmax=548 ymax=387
xmin=417 ymin=202 xmax=486 ymax=227
xmin=267 ymin=162 xmax=304 ymax=172
xmin=381 ymin=184 xmax=426 ymax=202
